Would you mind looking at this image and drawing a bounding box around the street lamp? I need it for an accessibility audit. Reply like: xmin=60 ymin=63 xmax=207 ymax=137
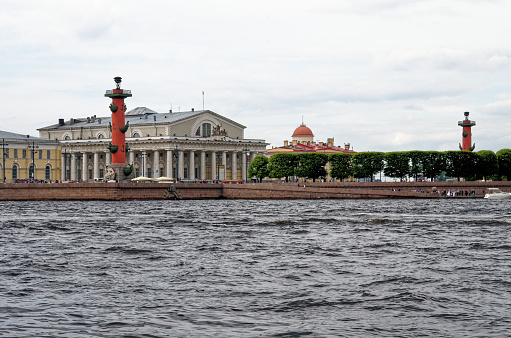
xmin=216 ymin=152 xmax=221 ymax=182
xmin=2 ymin=138 xmax=9 ymax=183
xmin=243 ymin=145 xmax=250 ymax=183
xmin=75 ymin=153 xmax=83 ymax=182
xmin=28 ymin=141 xmax=39 ymax=180
xmin=173 ymin=146 xmax=180 ymax=181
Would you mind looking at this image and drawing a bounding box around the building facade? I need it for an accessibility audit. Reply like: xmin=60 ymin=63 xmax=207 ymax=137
xmin=38 ymin=107 xmax=267 ymax=182
xmin=0 ymin=130 xmax=61 ymax=182
xmin=267 ymin=122 xmax=355 ymax=155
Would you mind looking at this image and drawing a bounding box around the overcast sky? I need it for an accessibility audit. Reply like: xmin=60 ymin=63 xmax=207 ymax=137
xmin=2 ymin=0 xmax=511 ymax=152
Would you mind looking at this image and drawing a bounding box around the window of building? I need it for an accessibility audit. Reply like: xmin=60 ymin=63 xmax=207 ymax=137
xmin=203 ymin=123 xmax=211 ymax=137
xmin=64 ymin=135 xmax=71 ymax=140
xmin=135 ymin=168 xmax=140 ymax=177
xmin=98 ymin=134 xmax=104 ymax=139
xmin=29 ymin=165 xmax=34 ymax=179
xmin=45 ymin=166 xmax=51 ymax=180
xmin=39 ymin=150 xmax=43 ymax=159
xmin=89 ymin=169 xmax=93 ymax=180
xmin=99 ymin=169 xmax=104 ymax=178
xmin=195 ymin=127 xmax=201 ymax=136
xmin=12 ymin=165 xmax=18 ymax=179
xmin=184 ymin=168 xmax=188 ymax=179
xmin=47 ymin=150 xmax=51 ymax=159
xmin=13 ymin=149 xmax=17 ymax=158
xmin=22 ymin=149 xmax=26 ymax=158
xmin=133 ymin=132 xmax=140 ymax=138
xmin=4 ymin=149 xmax=8 ymax=158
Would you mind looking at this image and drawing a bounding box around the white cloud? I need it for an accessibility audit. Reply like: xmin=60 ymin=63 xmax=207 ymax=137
xmin=1 ymin=0 xmax=511 ymax=152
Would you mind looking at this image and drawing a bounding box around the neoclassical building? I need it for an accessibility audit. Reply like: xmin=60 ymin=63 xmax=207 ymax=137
xmin=38 ymin=107 xmax=267 ymax=182
xmin=267 ymin=122 xmax=355 ymax=155
xmin=0 ymin=130 xmax=61 ymax=182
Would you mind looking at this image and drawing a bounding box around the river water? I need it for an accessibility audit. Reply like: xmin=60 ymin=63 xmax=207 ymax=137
xmin=1 ymin=199 xmax=510 ymax=337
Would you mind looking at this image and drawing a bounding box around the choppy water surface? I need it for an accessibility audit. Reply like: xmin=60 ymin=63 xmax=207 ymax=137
xmin=1 ymin=199 xmax=511 ymax=337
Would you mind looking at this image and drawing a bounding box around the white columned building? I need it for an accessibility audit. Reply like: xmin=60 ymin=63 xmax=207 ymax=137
xmin=38 ymin=107 xmax=267 ymax=182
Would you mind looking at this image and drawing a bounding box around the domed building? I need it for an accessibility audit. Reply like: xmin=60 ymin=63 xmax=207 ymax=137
xmin=267 ymin=122 xmax=355 ymax=155
xmin=291 ymin=123 xmax=314 ymax=145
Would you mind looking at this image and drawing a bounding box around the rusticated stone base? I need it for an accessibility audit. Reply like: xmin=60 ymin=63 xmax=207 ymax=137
xmin=108 ymin=163 xmax=134 ymax=182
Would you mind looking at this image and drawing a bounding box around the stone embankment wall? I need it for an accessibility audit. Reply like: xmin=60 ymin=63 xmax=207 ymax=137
xmin=0 ymin=181 xmax=510 ymax=201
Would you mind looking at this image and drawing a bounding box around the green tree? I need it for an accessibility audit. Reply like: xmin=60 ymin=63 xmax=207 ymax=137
xmin=352 ymin=152 xmax=385 ymax=181
xmin=444 ymin=151 xmax=478 ymax=180
xmin=295 ymin=153 xmax=328 ymax=182
xmin=268 ymin=153 xmax=298 ymax=182
xmin=384 ymin=152 xmax=409 ymax=180
xmin=496 ymin=148 xmax=511 ymax=180
xmin=248 ymin=155 xmax=269 ymax=182
xmin=476 ymin=150 xmax=498 ymax=180
xmin=408 ymin=151 xmax=425 ymax=180
xmin=329 ymin=153 xmax=353 ymax=181
xmin=421 ymin=151 xmax=445 ymax=180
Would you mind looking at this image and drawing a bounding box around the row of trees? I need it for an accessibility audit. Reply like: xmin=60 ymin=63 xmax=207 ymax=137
xmin=248 ymin=149 xmax=511 ymax=182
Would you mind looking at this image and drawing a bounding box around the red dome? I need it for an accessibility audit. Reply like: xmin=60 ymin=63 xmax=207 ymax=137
xmin=292 ymin=124 xmax=314 ymax=137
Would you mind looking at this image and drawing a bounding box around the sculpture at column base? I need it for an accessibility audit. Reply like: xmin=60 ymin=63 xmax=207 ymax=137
xmin=105 ymin=163 xmax=135 ymax=182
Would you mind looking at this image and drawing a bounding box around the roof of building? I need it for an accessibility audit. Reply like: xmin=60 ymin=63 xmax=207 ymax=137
xmin=268 ymin=142 xmax=356 ymax=154
xmin=292 ymin=124 xmax=314 ymax=137
xmin=0 ymin=130 xmax=57 ymax=143
xmin=38 ymin=108 xmax=246 ymax=131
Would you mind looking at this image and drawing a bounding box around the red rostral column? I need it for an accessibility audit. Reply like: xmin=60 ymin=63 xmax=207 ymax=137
xmin=458 ymin=111 xmax=476 ymax=151
xmin=105 ymin=77 xmax=132 ymax=179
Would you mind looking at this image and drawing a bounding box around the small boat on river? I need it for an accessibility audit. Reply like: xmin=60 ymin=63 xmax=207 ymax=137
xmin=484 ymin=188 xmax=511 ymax=200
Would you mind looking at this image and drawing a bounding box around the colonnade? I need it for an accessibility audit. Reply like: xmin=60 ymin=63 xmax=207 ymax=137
xmin=62 ymin=148 xmax=257 ymax=182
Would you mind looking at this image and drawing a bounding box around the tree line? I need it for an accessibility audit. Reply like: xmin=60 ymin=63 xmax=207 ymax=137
xmin=248 ymin=149 xmax=511 ymax=182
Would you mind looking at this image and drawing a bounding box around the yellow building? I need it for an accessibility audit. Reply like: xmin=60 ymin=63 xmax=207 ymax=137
xmin=1 ymin=130 xmax=61 ymax=183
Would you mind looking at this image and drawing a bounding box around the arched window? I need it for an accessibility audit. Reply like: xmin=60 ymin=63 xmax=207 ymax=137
xmin=45 ymin=166 xmax=51 ymax=180
xmin=98 ymin=134 xmax=105 ymax=139
xmin=197 ymin=123 xmax=211 ymax=137
xmin=12 ymin=165 xmax=18 ymax=180
xmin=64 ymin=135 xmax=71 ymax=140
xmin=132 ymin=132 xmax=140 ymax=138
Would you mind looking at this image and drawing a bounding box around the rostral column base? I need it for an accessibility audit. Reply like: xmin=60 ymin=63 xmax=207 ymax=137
xmin=107 ymin=163 xmax=135 ymax=182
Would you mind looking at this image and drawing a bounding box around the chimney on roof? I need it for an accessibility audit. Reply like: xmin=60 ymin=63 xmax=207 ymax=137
xmin=191 ymin=108 xmax=194 ymax=112
xmin=87 ymin=117 xmax=91 ymax=123
xmin=284 ymin=140 xmax=289 ymax=146
xmin=69 ymin=118 xmax=74 ymax=125
xmin=344 ymin=143 xmax=350 ymax=150
xmin=327 ymin=138 xmax=334 ymax=147
xmin=169 ymin=109 xmax=172 ymax=113
xmin=58 ymin=119 xmax=64 ymax=126
xmin=98 ymin=118 xmax=101 ymax=124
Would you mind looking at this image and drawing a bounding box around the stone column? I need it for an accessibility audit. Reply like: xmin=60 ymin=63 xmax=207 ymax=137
xmin=242 ymin=151 xmax=247 ymax=182
xmin=61 ymin=154 xmax=66 ymax=181
xmin=142 ymin=151 xmax=147 ymax=177
xmin=178 ymin=150 xmax=184 ymax=180
xmin=211 ymin=151 xmax=217 ymax=181
xmin=222 ymin=151 xmax=227 ymax=181
xmin=200 ymin=151 xmax=206 ymax=180
xmin=153 ymin=150 xmax=160 ymax=178
xmin=250 ymin=152 xmax=257 ymax=163
xmin=166 ymin=150 xmax=173 ymax=178
xmin=70 ymin=153 xmax=77 ymax=181
xmin=82 ymin=153 xmax=88 ymax=182
xmin=93 ymin=152 xmax=100 ymax=179
xmin=189 ymin=150 xmax=195 ymax=180
xmin=231 ymin=151 xmax=238 ymax=180
xmin=129 ymin=151 xmax=134 ymax=166
xmin=106 ymin=152 xmax=111 ymax=167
